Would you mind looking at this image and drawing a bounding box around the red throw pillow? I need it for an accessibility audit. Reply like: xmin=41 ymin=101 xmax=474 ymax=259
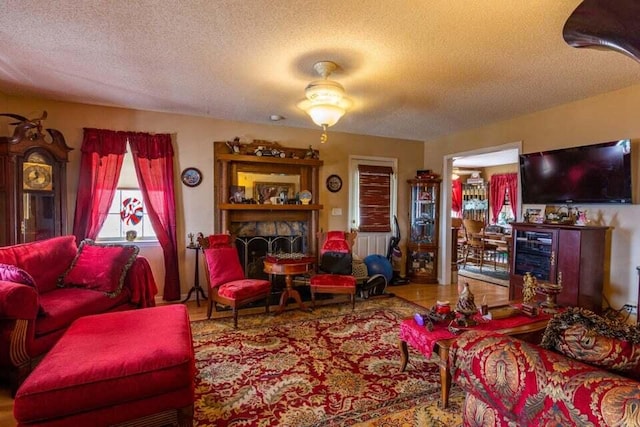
xmin=0 ymin=263 xmax=36 ymax=287
xmin=0 ymin=263 xmax=46 ymax=316
xmin=59 ymin=240 xmax=139 ymax=297
xmin=204 ymin=247 xmax=244 ymax=288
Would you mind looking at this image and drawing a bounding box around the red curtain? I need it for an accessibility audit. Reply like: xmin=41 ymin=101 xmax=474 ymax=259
xmin=451 ymin=178 xmax=462 ymax=216
xmin=72 ymin=128 xmax=128 ymax=242
xmin=506 ymin=173 xmax=518 ymax=220
xmin=129 ymin=133 xmax=181 ymax=301
xmin=489 ymin=173 xmax=518 ymax=223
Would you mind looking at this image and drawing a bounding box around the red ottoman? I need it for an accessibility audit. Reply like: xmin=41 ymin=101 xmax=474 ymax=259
xmin=13 ymin=305 xmax=195 ymax=427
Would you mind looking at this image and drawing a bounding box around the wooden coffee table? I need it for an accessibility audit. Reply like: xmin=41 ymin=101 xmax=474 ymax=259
xmin=399 ymin=310 xmax=551 ymax=408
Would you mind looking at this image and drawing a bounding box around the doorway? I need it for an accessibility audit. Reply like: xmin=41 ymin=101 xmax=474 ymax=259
xmin=440 ymin=142 xmax=522 ymax=285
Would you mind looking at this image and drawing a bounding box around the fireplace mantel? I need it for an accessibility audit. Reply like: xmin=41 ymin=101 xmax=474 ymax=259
xmin=214 ymin=140 xmax=323 ymax=256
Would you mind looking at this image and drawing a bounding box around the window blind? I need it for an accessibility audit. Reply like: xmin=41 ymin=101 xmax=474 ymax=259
xmin=358 ymin=165 xmax=393 ymax=232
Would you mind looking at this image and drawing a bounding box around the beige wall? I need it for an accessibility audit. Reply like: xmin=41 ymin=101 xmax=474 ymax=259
xmin=424 ymin=84 xmax=640 ymax=311
xmin=0 ymin=94 xmax=424 ymax=299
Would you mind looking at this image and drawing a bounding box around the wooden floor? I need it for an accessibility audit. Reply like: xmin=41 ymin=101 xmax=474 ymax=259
xmin=0 ymin=277 xmax=508 ymax=426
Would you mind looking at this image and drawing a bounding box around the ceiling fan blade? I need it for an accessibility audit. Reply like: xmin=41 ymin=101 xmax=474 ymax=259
xmin=563 ymin=0 xmax=640 ymax=63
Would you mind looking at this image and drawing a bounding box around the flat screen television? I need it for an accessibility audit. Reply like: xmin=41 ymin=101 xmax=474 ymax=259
xmin=519 ymin=139 xmax=632 ymax=204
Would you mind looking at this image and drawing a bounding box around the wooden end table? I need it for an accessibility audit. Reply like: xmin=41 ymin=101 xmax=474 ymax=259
xmin=399 ymin=311 xmax=551 ymax=409
xmin=263 ymin=257 xmax=315 ymax=314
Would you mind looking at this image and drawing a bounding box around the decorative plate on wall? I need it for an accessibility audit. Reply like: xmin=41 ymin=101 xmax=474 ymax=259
xmin=326 ymin=174 xmax=342 ymax=192
xmin=181 ymin=167 xmax=202 ymax=187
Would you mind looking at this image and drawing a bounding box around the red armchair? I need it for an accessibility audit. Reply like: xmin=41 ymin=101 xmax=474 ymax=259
xmin=309 ymin=231 xmax=357 ymax=309
xmin=199 ymin=234 xmax=271 ymax=328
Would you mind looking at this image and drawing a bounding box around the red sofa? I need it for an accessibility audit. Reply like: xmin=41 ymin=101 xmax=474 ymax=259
xmin=450 ymin=329 xmax=640 ymax=426
xmin=0 ymin=235 xmax=158 ymax=393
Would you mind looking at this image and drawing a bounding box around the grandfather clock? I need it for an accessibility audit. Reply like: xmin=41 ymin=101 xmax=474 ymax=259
xmin=0 ymin=113 xmax=72 ymax=246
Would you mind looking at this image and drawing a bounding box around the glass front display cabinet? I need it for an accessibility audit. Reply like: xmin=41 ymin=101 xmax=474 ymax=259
xmin=406 ymin=177 xmax=441 ymax=284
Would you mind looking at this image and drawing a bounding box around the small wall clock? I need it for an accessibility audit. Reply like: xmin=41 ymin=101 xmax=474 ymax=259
xmin=181 ymin=167 xmax=202 ymax=187
xmin=326 ymin=174 xmax=343 ymax=193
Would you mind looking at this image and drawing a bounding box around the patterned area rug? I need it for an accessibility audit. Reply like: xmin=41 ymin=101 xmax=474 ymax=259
xmin=191 ymin=297 xmax=464 ymax=426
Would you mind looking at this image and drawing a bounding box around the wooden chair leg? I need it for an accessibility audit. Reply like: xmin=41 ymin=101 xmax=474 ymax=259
xmin=351 ymin=293 xmax=355 ymax=310
xmin=311 ymin=289 xmax=317 ymax=308
xmin=207 ymin=299 xmax=214 ymax=319
xmin=232 ymin=308 xmax=238 ymax=329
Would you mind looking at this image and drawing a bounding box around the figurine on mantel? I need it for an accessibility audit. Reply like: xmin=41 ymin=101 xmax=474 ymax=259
xmin=455 ymin=282 xmax=478 ymax=327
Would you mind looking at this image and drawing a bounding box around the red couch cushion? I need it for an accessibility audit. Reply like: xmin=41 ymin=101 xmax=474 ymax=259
xmin=60 ymin=239 xmax=139 ymax=297
xmin=14 ymin=305 xmax=195 ymax=424
xmin=0 ymin=236 xmax=77 ymax=293
xmin=36 ymin=288 xmax=131 ymax=336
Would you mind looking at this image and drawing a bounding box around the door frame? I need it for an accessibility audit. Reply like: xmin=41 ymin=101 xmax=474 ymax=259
xmin=439 ymin=141 xmax=522 ymax=285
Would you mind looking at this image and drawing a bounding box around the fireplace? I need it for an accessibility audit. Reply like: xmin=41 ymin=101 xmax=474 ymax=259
xmin=232 ymin=221 xmax=308 ymax=279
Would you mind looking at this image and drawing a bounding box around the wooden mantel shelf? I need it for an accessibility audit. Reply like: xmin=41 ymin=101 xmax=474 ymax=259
xmin=219 ymin=203 xmax=323 ymax=210
xmin=216 ymin=153 xmax=323 ymax=166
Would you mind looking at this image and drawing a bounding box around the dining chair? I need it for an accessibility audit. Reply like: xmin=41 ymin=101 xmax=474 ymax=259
xmin=309 ymin=231 xmax=357 ymax=309
xmin=451 ymin=218 xmax=466 ymax=263
xmin=198 ymin=234 xmax=272 ymax=328
xmin=462 ymin=219 xmax=498 ymax=272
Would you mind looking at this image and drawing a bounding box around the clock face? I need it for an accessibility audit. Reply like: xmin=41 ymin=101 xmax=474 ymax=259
xmin=326 ymin=174 xmax=342 ymax=193
xmin=23 ymin=162 xmax=53 ymax=191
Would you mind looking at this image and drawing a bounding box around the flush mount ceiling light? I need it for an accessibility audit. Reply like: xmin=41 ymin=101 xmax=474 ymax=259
xmin=297 ymin=61 xmax=352 ymax=143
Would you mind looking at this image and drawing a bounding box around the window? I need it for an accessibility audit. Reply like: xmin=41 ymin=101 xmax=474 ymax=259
xmin=496 ymin=188 xmax=515 ymax=227
xmin=98 ymin=189 xmax=156 ymax=241
xmin=97 ymin=146 xmax=157 ymax=242
xmin=349 ymin=156 xmax=397 ymax=233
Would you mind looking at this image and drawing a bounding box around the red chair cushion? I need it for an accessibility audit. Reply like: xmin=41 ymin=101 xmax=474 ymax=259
xmin=219 ymin=279 xmax=271 ymax=301
xmin=13 ymin=305 xmax=194 ymax=425
xmin=310 ymin=274 xmax=357 ymax=288
xmin=204 ymin=246 xmax=245 ymax=288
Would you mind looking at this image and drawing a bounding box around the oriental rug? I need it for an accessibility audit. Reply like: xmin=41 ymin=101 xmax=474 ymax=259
xmin=191 ymin=297 xmax=464 ymax=426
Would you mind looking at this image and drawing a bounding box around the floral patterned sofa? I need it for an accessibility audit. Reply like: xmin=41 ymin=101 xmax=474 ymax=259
xmin=449 ymin=307 xmax=640 ymax=427
xmin=0 ymin=235 xmax=158 ymax=393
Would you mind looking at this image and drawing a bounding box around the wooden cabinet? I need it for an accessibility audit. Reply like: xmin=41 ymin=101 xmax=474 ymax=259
xmin=0 ymin=118 xmax=71 ymax=246
xmin=214 ymin=140 xmax=323 ymax=255
xmin=406 ymin=177 xmax=441 ymax=284
xmin=509 ymin=222 xmax=607 ymax=313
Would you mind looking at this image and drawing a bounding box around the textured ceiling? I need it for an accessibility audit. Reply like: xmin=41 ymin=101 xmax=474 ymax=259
xmin=0 ymin=1 xmax=638 ymax=142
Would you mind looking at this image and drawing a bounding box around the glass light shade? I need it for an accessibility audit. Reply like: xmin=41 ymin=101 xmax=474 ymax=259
xmin=304 ymin=103 xmax=346 ymax=127
xmin=298 ymin=79 xmax=352 ymax=127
